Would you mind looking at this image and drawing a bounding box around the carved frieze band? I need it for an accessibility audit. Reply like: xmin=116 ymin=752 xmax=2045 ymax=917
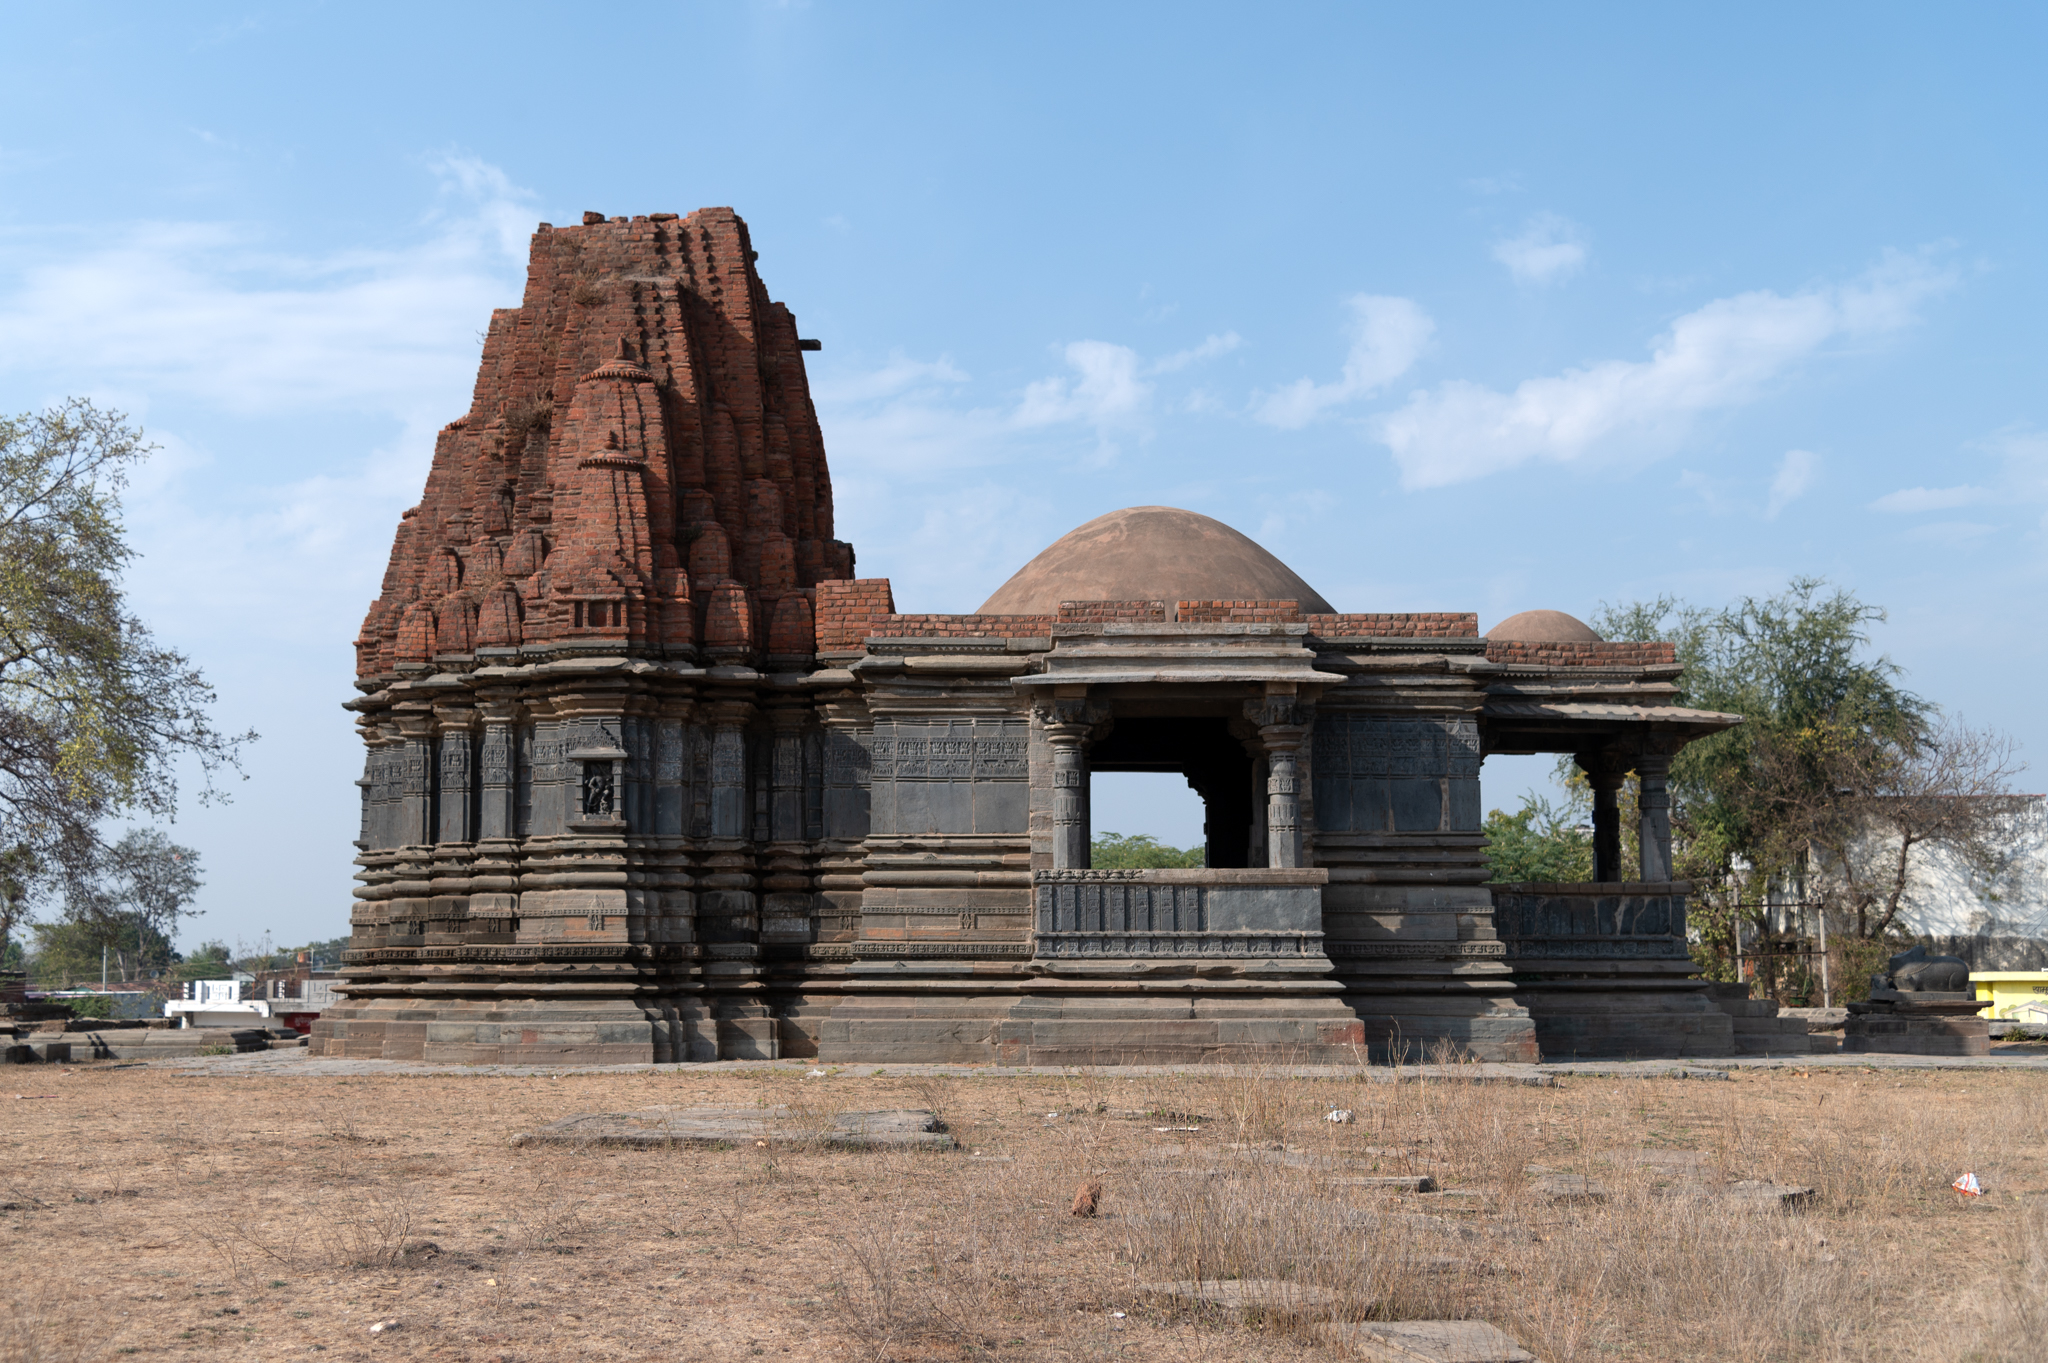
xmin=1311 ymin=715 xmax=1481 ymax=778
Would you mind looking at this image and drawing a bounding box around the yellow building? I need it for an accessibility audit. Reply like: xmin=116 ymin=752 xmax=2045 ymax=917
xmin=1970 ymin=972 xmax=2048 ymax=1025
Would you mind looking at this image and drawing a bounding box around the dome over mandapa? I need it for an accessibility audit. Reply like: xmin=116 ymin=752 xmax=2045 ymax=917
xmin=977 ymin=506 xmax=1335 ymax=615
xmin=1485 ymin=609 xmax=1602 ymax=643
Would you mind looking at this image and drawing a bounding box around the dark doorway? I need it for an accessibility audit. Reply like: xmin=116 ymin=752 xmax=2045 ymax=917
xmin=1090 ymin=717 xmax=1256 ymax=868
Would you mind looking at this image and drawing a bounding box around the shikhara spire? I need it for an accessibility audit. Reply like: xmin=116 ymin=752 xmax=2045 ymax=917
xmin=356 ymin=208 xmax=852 ymax=678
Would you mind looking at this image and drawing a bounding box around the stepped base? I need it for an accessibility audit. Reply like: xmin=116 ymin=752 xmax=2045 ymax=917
xmin=818 ymin=989 xmax=1371 ymax=1066
xmin=309 ymin=995 xmax=781 ymax=1064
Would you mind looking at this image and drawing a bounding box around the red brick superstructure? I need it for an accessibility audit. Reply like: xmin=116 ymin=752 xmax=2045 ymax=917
xmin=354 ymin=209 xmax=852 ymax=680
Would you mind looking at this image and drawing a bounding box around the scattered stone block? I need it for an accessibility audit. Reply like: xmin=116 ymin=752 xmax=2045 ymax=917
xmin=1330 ymin=1175 xmax=1439 ymax=1192
xmin=510 ymin=1106 xmax=952 ymax=1150
xmin=1529 ymin=1172 xmax=1607 ymax=1203
xmin=1725 ymin=1179 xmax=1816 ymax=1209
xmin=1319 ymin=1319 xmax=1536 ymax=1361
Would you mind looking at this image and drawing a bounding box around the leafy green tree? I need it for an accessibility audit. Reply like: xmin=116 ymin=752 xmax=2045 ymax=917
xmin=1482 ymin=795 xmax=1594 ymax=883
xmin=171 ymin=940 xmax=233 ymax=980
xmin=0 ymin=400 xmax=252 ymax=916
xmin=56 ymin=828 xmax=203 ymax=980
xmin=1589 ymin=579 xmax=2019 ymax=968
xmin=1091 ymin=831 xmax=1206 ymax=868
xmin=27 ymin=914 xmax=176 ymax=987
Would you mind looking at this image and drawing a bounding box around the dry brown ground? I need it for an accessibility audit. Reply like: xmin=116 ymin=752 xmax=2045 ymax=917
xmin=1 ymin=1059 xmax=2044 ymax=1363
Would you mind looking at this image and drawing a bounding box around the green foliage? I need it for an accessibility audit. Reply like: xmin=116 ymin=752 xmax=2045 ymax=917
xmin=172 ymin=940 xmax=233 ymax=980
xmin=1091 ymin=831 xmax=1205 ymax=868
xmin=67 ymin=992 xmax=113 ymax=1018
xmin=27 ymin=913 xmax=176 ymax=987
xmin=1593 ymin=578 xmax=1929 ymax=892
xmin=0 ymin=400 xmax=252 ymax=912
xmin=1483 ymin=796 xmax=1594 ymax=883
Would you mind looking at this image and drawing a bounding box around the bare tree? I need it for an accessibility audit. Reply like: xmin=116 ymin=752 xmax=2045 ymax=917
xmin=1766 ymin=717 xmax=2031 ymax=939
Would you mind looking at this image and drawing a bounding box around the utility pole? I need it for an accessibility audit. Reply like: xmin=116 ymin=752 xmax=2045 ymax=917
xmin=101 ymin=943 xmax=107 ymax=989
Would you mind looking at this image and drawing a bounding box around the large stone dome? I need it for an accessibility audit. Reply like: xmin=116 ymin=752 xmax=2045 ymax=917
xmin=977 ymin=506 xmax=1336 ymax=615
xmin=1485 ymin=609 xmax=1602 ymax=643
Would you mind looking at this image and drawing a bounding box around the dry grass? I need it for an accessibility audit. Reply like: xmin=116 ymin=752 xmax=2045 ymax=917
xmin=0 ymin=1060 xmax=2041 ymax=1360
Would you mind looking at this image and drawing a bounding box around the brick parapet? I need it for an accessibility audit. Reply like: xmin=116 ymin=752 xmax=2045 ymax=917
xmin=1175 ymin=600 xmax=1300 ymax=623
xmin=1484 ymin=640 xmax=1677 ymax=667
xmin=1059 ymin=600 xmax=1169 ymax=622
xmin=1303 ymin=612 xmax=1479 ymax=639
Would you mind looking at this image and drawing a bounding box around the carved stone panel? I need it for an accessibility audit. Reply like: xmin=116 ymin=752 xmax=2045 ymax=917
xmin=822 ymin=727 xmax=872 ymax=841
xmin=870 ymin=717 xmax=1029 ymax=836
xmin=1312 ymin=715 xmax=1482 ymax=834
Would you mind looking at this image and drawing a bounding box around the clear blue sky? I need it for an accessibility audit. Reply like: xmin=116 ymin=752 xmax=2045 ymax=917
xmin=2 ymin=4 xmax=2043 ymax=952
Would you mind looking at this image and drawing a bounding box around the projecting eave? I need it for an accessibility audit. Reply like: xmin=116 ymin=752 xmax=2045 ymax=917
xmin=1481 ymin=699 xmax=1744 ymax=756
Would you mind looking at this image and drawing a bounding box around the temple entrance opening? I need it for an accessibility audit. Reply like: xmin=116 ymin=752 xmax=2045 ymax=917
xmin=1086 ymin=771 xmax=1207 ymax=860
xmin=1088 ymin=716 xmax=1258 ymax=868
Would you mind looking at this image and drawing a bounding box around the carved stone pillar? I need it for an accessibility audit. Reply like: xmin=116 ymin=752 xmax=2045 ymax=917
xmin=395 ymin=711 xmax=437 ymax=847
xmin=761 ymin=700 xmax=814 ymax=944
xmin=1246 ymin=696 xmax=1309 ymax=870
xmin=816 ymin=696 xmax=872 ymax=943
xmin=707 ymin=700 xmax=753 ymax=839
xmin=477 ymin=701 xmax=519 ymax=840
xmin=1046 ymin=722 xmax=1091 ymax=870
xmin=1637 ymin=752 xmax=1673 ymax=882
xmin=699 ymin=699 xmax=760 ymax=958
xmin=434 ymin=705 xmax=478 ymax=844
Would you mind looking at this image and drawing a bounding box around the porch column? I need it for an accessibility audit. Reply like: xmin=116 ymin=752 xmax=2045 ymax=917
xmin=1576 ymin=753 xmax=1628 ymax=883
xmin=1247 ymin=696 xmax=1309 ymax=870
xmin=1047 ymin=721 xmax=1091 ymax=869
xmin=1637 ymin=753 xmax=1673 ymax=882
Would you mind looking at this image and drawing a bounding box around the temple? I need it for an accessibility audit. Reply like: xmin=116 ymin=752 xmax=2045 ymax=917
xmin=314 ymin=208 xmax=1743 ymax=1066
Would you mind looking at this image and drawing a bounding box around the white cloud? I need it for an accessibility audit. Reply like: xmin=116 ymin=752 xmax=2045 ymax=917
xmin=815 ymin=330 xmax=1238 ymax=475
xmin=1378 ymin=250 xmax=1955 ymax=490
xmin=1904 ymin=520 xmax=1998 ymax=545
xmin=1492 ymin=213 xmax=1587 ymax=285
xmin=1254 ymin=295 xmax=1434 ymax=430
xmin=1766 ymin=449 xmax=1820 ymax=519
xmin=809 ymin=352 xmax=968 ymax=405
xmin=1015 ymin=340 xmax=1152 ymax=437
xmin=1869 ymin=484 xmax=1990 ymax=513
xmin=1150 ymin=331 xmax=1241 ymax=374
xmin=0 ymin=154 xmax=532 ymax=420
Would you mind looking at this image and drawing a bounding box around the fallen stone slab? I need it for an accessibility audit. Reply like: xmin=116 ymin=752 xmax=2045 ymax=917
xmin=1725 ymin=1179 xmax=1816 ymax=1208
xmin=1137 ymin=1277 xmax=1354 ymax=1318
xmin=1319 ymin=1319 xmax=1536 ymax=1362
xmin=1528 ymin=1172 xmax=1607 ymax=1203
xmin=1329 ymin=1175 xmax=1439 ymax=1192
xmin=510 ymin=1106 xmax=953 ymax=1150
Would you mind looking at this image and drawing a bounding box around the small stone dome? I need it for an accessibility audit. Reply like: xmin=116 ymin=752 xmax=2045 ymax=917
xmin=1485 ymin=609 xmax=1602 ymax=643
xmin=977 ymin=506 xmax=1336 ymax=615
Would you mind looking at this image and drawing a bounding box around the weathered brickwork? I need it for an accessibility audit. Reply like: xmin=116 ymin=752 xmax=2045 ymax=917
xmin=869 ymin=613 xmax=1057 ymax=638
xmin=1484 ymin=640 xmax=1677 ymax=667
xmin=1058 ymin=599 xmax=1170 ymax=622
xmin=814 ymin=578 xmax=897 ymax=650
xmin=1304 ymin=612 xmax=1480 ymax=638
xmin=1175 ymin=600 xmax=1301 ymax=623
xmin=354 ymin=208 xmax=854 ymax=678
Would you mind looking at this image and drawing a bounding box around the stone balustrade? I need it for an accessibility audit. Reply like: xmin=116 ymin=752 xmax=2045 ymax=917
xmin=1032 ymin=867 xmax=1329 ymax=960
